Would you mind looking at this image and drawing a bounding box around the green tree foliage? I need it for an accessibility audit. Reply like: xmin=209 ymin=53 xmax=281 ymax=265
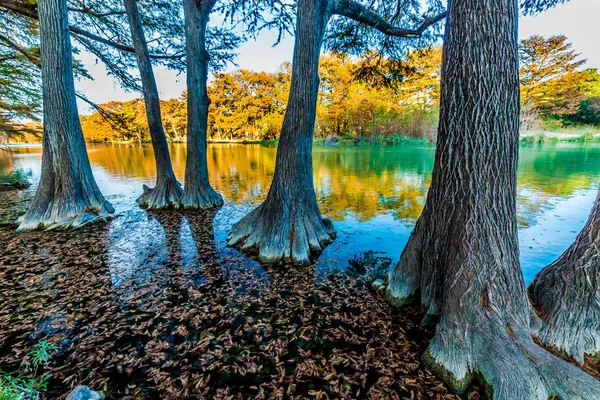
xmin=0 ymin=0 xmax=239 ymax=139
xmin=0 ymin=8 xmax=41 ymax=141
xmin=0 ymin=0 xmax=169 ymax=92
xmin=324 ymin=0 xmax=445 ymax=59
xmin=521 ymin=0 xmax=569 ymax=14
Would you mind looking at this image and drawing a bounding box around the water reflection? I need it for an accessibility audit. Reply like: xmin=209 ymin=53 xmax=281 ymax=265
xmin=106 ymin=209 xmax=226 ymax=289
xmin=1 ymin=142 xmax=599 ymax=282
xmin=107 ymin=210 xmax=168 ymax=289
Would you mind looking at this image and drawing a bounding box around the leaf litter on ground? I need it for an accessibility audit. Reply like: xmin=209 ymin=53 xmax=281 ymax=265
xmin=0 ymin=194 xmax=493 ymax=399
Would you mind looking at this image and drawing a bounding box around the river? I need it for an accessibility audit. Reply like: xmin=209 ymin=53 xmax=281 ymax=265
xmin=1 ymin=142 xmax=599 ymax=282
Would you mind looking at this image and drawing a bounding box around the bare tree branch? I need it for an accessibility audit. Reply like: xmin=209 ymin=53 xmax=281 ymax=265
xmin=68 ymin=6 xmax=126 ymax=17
xmin=0 ymin=33 xmax=41 ymax=66
xmin=331 ymin=0 xmax=446 ymax=38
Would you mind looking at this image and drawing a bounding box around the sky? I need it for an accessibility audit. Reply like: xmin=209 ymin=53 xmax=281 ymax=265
xmin=74 ymin=0 xmax=600 ymax=114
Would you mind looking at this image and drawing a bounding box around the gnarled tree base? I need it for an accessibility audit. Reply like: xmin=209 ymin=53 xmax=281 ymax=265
xmin=528 ymin=189 xmax=600 ymax=363
xmin=386 ymin=223 xmax=600 ymax=398
xmin=386 ymin=222 xmax=426 ymax=307
xmin=386 ymin=223 xmax=441 ymax=325
xmin=179 ymin=184 xmax=223 ymax=209
xmin=137 ymin=178 xmax=183 ymax=209
xmin=424 ymin=320 xmax=600 ymax=400
xmin=17 ymin=198 xmax=114 ymax=231
xmin=227 ymin=201 xmax=335 ymax=265
xmin=529 ymin=260 xmax=600 ymax=363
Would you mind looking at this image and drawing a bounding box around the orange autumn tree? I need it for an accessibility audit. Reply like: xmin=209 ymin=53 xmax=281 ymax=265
xmin=519 ymin=35 xmax=587 ymax=116
xmin=79 ymin=49 xmax=444 ymax=143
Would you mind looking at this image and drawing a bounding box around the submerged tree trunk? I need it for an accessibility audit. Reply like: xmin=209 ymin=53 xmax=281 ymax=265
xmin=227 ymin=0 xmax=335 ymax=264
xmin=124 ymin=0 xmax=182 ymax=208
xmin=386 ymin=0 xmax=600 ymax=397
xmin=18 ymin=0 xmax=114 ymax=231
xmin=529 ymin=189 xmax=600 ymax=362
xmin=179 ymin=0 xmax=223 ymax=208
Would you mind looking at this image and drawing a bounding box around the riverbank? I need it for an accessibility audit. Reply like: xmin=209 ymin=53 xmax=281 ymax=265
xmin=208 ymin=138 xmax=279 ymax=146
xmin=520 ymin=129 xmax=600 ymax=144
xmin=316 ymin=130 xmax=600 ymax=146
xmin=0 ymin=171 xmax=32 ymax=225
xmin=0 ymin=190 xmax=599 ymax=398
xmin=314 ymin=135 xmax=432 ymax=146
xmin=0 ymin=171 xmax=30 ymax=191
xmin=5 ymin=130 xmax=600 ymax=147
xmin=0 ymin=204 xmax=464 ymax=399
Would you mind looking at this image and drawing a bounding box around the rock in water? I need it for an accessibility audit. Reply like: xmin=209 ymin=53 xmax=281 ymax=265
xmin=372 ymin=279 xmax=386 ymax=292
xmin=0 ymin=180 xmax=30 ymax=191
xmin=66 ymin=386 xmax=104 ymax=400
xmin=12 ymin=179 xmax=30 ymax=189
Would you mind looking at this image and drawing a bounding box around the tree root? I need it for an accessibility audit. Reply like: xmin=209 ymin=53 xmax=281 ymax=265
xmin=179 ymin=184 xmax=223 ymax=209
xmin=425 ymin=320 xmax=600 ymax=400
xmin=386 ymin=222 xmax=441 ymax=320
xmin=386 ymin=223 xmax=600 ymax=398
xmin=137 ymin=178 xmax=183 ymax=209
xmin=529 ymin=266 xmax=600 ymax=363
xmin=0 ymin=179 xmax=30 ymax=191
xmin=528 ymin=197 xmax=600 ymax=363
xmin=531 ymin=309 xmax=600 ymax=366
xmin=386 ymin=234 xmax=422 ymax=307
xmin=227 ymin=203 xmax=335 ymax=265
xmin=17 ymin=199 xmax=114 ymax=231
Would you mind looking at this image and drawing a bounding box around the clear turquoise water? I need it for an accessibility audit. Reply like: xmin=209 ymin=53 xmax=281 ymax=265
xmin=1 ymin=142 xmax=598 ymax=283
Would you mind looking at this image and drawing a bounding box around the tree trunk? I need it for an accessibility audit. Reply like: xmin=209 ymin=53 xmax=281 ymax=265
xmin=17 ymin=0 xmax=114 ymax=231
xmin=227 ymin=0 xmax=335 ymax=265
xmin=124 ymin=0 xmax=182 ymax=208
xmin=179 ymin=0 xmax=223 ymax=209
xmin=529 ymin=189 xmax=600 ymax=362
xmin=386 ymin=0 xmax=600 ymax=397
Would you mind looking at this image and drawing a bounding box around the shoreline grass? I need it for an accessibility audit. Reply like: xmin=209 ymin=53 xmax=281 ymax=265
xmin=519 ymin=131 xmax=600 ymax=144
xmin=314 ymin=134 xmax=432 ymax=146
xmin=5 ymin=131 xmax=600 ymax=147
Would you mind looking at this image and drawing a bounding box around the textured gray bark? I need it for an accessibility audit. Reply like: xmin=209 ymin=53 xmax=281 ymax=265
xmin=227 ymin=0 xmax=335 ymax=265
xmin=124 ymin=0 xmax=182 ymax=208
xmin=226 ymin=0 xmax=445 ymax=265
xmin=17 ymin=0 xmax=114 ymax=231
xmin=529 ymin=189 xmax=600 ymax=362
xmin=386 ymin=0 xmax=600 ymax=397
xmin=179 ymin=0 xmax=223 ymax=209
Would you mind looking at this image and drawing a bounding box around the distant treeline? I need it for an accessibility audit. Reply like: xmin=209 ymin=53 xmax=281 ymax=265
xmin=0 ymin=122 xmax=41 ymax=144
xmin=9 ymin=35 xmax=599 ymax=145
xmin=80 ymin=47 xmax=443 ymax=143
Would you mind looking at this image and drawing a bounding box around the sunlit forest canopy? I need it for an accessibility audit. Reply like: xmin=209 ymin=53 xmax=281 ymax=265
xmin=65 ymin=36 xmax=600 ymax=144
xmin=78 ymin=48 xmax=443 ymax=143
xmin=1 ymin=0 xmax=598 ymax=144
